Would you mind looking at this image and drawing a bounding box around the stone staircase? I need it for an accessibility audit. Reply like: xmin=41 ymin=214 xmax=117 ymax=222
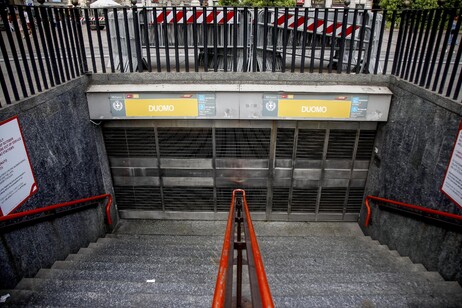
xmin=1 ymin=220 xmax=462 ymax=307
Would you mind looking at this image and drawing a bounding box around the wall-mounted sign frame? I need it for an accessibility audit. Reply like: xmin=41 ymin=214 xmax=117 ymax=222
xmin=441 ymin=120 xmax=462 ymax=209
xmin=87 ymin=84 xmax=392 ymax=122
xmin=0 ymin=116 xmax=38 ymax=216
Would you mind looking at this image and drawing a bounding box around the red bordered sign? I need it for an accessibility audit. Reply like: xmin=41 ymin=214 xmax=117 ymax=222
xmin=0 ymin=116 xmax=38 ymax=216
xmin=441 ymin=120 xmax=462 ymax=209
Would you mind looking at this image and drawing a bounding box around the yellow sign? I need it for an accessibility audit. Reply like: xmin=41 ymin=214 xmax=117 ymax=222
xmin=278 ymin=100 xmax=351 ymax=118
xmin=125 ymin=99 xmax=198 ymax=117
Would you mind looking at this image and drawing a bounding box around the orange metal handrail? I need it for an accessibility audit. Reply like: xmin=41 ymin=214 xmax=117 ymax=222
xmin=212 ymin=189 xmax=236 ymax=308
xmin=241 ymin=190 xmax=274 ymax=308
xmin=0 ymin=194 xmax=114 ymax=225
xmin=364 ymin=195 xmax=462 ymax=227
xmin=212 ymin=189 xmax=274 ymax=308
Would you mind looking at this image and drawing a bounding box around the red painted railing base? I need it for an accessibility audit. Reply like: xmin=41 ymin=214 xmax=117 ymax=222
xmin=364 ymin=195 xmax=462 ymax=227
xmin=0 ymin=194 xmax=113 ymax=225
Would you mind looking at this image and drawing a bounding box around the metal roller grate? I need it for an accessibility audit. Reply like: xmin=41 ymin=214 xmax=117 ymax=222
xmin=215 ymin=128 xmax=271 ymax=158
xmin=114 ymin=186 xmax=162 ymax=210
xmin=296 ymin=129 xmax=326 ymax=160
xmin=103 ymin=127 xmax=156 ymax=157
xmin=318 ymin=188 xmax=347 ymax=213
xmin=158 ymin=128 xmax=213 ymax=158
xmin=326 ymin=130 xmax=356 ymax=160
xmin=216 ymin=187 xmax=267 ymax=212
xmin=163 ymin=187 xmax=214 ymax=211
xmin=276 ymin=128 xmax=295 ymax=159
xmin=272 ymin=187 xmax=290 ymax=212
xmin=346 ymin=187 xmax=366 ymax=213
xmin=291 ymin=188 xmax=318 ymax=213
xmin=356 ymin=130 xmax=377 ymax=160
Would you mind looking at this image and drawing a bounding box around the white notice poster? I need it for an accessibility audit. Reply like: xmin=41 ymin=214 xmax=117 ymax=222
xmin=442 ymin=126 xmax=462 ymax=209
xmin=0 ymin=117 xmax=38 ymax=216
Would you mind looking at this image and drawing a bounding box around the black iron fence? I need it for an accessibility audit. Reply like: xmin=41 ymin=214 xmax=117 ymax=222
xmin=0 ymin=5 xmax=461 ymax=106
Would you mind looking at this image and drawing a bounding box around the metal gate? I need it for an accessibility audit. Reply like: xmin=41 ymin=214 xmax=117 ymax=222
xmin=103 ymin=120 xmax=376 ymax=221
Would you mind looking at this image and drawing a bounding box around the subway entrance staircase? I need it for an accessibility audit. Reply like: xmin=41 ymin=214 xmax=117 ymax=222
xmin=2 ymin=220 xmax=462 ymax=307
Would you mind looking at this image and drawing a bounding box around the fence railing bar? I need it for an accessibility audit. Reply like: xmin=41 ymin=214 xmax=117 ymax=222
xmin=328 ymin=8 xmax=338 ymax=73
xmin=182 ymin=7 xmax=189 ymax=72
xmin=365 ymin=10 xmax=377 ymax=74
xmin=383 ymin=10 xmax=396 ymax=75
xmin=213 ymin=6 xmax=218 ymax=72
xmin=453 ymin=42 xmax=462 ymax=100
xmin=113 ymin=8 xmax=124 ymax=73
xmin=409 ymin=10 xmax=426 ymax=82
xmin=347 ymin=9 xmax=358 ymax=74
xmin=123 ymin=8 xmax=134 ymax=72
xmin=291 ymin=7 xmax=298 ymax=73
xmin=29 ymin=6 xmax=49 ymax=89
xmin=61 ymin=8 xmax=76 ymax=79
xmin=414 ymin=9 xmax=434 ymax=84
xmin=173 ymin=7 xmax=180 ymax=72
xmin=104 ymin=9 xmax=115 ymax=73
xmin=223 ymin=7 xmax=228 ymax=72
xmin=152 ymin=8 xmax=161 ymax=72
xmin=447 ymin=39 xmax=462 ymax=98
xmin=432 ymin=10 xmax=455 ymax=92
xmin=404 ymin=10 xmax=420 ymax=80
xmin=243 ymin=7 xmax=248 ymax=72
xmin=309 ymin=8 xmax=318 ymax=73
xmin=0 ymin=29 xmax=19 ymax=101
xmin=282 ymin=7 xmax=289 ymax=73
xmin=338 ymin=8 xmax=348 ymax=74
xmin=84 ymin=9 xmax=97 ymax=73
xmin=73 ymin=7 xmax=87 ymax=74
xmin=94 ymin=9 xmax=106 ymax=73
xmin=48 ymin=7 xmax=65 ymax=82
xmin=202 ymin=6 xmax=208 ymax=72
xmin=400 ymin=10 xmax=414 ymax=78
xmin=34 ymin=7 xmax=54 ymax=86
xmin=423 ymin=8 xmax=445 ymax=88
xmin=253 ymin=7 xmax=258 ymax=72
xmin=374 ymin=9 xmax=386 ymax=74
xmin=0 ymin=64 xmax=11 ymax=106
xmin=442 ymin=11 xmax=461 ymax=96
xmin=319 ymin=8 xmax=328 ymax=73
xmin=270 ymin=7 xmax=277 ymax=73
xmin=192 ymin=6 xmax=199 ymax=72
xmin=232 ymin=7 xmax=238 ymax=72
xmin=355 ymin=10 xmax=367 ymax=74
xmin=55 ymin=8 xmax=71 ymax=81
xmin=20 ymin=6 xmax=42 ymax=92
xmin=300 ymin=8 xmax=308 ymax=73
xmin=134 ymin=7 xmax=144 ymax=72
xmin=392 ymin=10 xmax=406 ymax=75
xmin=263 ymin=7 xmax=269 ymax=72
xmin=6 ymin=5 xmax=28 ymax=98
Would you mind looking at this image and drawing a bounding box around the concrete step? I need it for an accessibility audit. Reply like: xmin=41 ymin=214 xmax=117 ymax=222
xmin=52 ymin=260 xmax=218 ymax=275
xmin=266 ymin=271 xmax=444 ymax=284
xmin=272 ymin=293 xmax=462 ymax=308
xmin=98 ymin=235 xmax=223 ymax=246
xmin=36 ymin=268 xmax=216 ymax=284
xmin=75 ymin=246 xmax=218 ymax=258
xmin=267 ymin=281 xmax=462 ymax=297
xmin=15 ymin=278 xmax=213 ymax=296
xmin=64 ymin=253 xmax=220 ymax=266
xmin=2 ymin=289 xmax=212 ymax=307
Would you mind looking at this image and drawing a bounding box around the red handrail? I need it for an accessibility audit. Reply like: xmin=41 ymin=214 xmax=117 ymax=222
xmin=364 ymin=195 xmax=462 ymax=227
xmin=212 ymin=189 xmax=236 ymax=308
xmin=241 ymin=190 xmax=274 ymax=308
xmin=0 ymin=194 xmax=114 ymax=225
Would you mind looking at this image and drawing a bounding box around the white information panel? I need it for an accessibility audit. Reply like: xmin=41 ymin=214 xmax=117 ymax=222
xmin=442 ymin=126 xmax=462 ymax=209
xmin=0 ymin=117 xmax=37 ymax=216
